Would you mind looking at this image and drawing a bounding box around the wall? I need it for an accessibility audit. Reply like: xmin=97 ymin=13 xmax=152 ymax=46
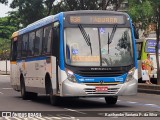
xmin=0 ymin=60 xmax=10 ymax=72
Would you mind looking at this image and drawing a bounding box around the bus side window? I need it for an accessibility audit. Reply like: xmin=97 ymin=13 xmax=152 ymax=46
xmin=21 ymin=34 xmax=28 ymax=57
xmin=28 ymin=32 xmax=35 ymax=56
xmin=35 ymin=28 xmax=43 ymax=56
xmin=17 ymin=36 xmax=22 ymax=59
xmin=42 ymin=25 xmax=52 ymax=54
xmin=136 ymin=42 xmax=142 ymax=60
xmin=52 ymin=22 xmax=60 ymax=58
xmin=11 ymin=38 xmax=17 ymax=61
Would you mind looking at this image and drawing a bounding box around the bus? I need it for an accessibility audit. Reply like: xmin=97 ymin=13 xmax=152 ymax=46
xmin=136 ymin=38 xmax=159 ymax=83
xmin=10 ymin=10 xmax=138 ymax=106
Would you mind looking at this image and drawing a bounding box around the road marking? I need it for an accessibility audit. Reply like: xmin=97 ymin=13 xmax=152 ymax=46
xmin=13 ymin=117 xmax=24 ymax=120
xmin=2 ymin=88 xmax=12 ymax=90
xmin=64 ymin=108 xmax=86 ymax=114
xmin=99 ymin=98 xmax=104 ymax=99
xmin=44 ymin=117 xmax=61 ymax=120
xmin=3 ymin=117 xmax=10 ymax=120
xmin=0 ymin=92 xmax=3 ymax=94
xmin=144 ymin=104 xmax=157 ymax=106
xmin=47 ymin=117 xmax=62 ymax=119
xmin=119 ymin=100 xmax=160 ymax=109
xmin=34 ymin=117 xmax=45 ymax=120
xmin=126 ymin=101 xmax=137 ymax=104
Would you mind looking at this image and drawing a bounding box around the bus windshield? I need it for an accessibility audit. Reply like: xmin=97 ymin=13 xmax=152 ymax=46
xmin=64 ymin=27 xmax=133 ymax=67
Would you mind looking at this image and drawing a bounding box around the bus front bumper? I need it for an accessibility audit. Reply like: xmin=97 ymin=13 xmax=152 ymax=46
xmin=62 ymin=79 xmax=138 ymax=97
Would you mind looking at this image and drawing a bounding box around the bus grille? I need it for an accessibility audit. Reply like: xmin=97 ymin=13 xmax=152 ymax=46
xmin=76 ymin=70 xmax=125 ymax=77
xmin=84 ymin=88 xmax=119 ymax=95
xmin=84 ymin=83 xmax=120 ymax=86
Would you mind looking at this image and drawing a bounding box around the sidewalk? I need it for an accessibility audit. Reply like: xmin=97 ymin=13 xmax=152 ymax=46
xmin=138 ymin=83 xmax=160 ymax=95
xmin=0 ymin=71 xmax=10 ymax=75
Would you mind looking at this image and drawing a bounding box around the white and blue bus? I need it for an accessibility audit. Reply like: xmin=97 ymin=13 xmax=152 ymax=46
xmin=10 ymin=10 xmax=138 ymax=105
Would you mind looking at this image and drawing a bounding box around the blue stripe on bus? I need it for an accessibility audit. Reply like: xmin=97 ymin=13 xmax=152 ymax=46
xmin=59 ymin=13 xmax=65 ymax=70
xmin=128 ymin=15 xmax=138 ymax=69
xmin=75 ymin=73 xmax=127 ymax=83
xmin=17 ymin=56 xmax=48 ymax=63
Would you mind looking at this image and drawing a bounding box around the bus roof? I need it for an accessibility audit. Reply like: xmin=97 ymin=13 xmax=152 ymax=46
xmin=18 ymin=15 xmax=55 ymax=35
xmin=62 ymin=10 xmax=129 ymax=16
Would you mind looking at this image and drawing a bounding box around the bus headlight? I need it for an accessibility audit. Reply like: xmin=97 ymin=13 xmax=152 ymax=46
xmin=66 ymin=69 xmax=77 ymax=83
xmin=126 ymin=68 xmax=135 ymax=82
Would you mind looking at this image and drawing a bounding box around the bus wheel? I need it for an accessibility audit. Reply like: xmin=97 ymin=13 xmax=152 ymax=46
xmin=105 ymin=96 xmax=118 ymax=105
xmin=48 ymin=81 xmax=60 ymax=106
xmin=20 ymin=77 xmax=28 ymax=100
xmin=20 ymin=77 xmax=37 ymax=100
xmin=49 ymin=89 xmax=60 ymax=106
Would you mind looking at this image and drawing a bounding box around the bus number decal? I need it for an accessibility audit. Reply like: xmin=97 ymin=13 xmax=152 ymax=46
xmin=71 ymin=56 xmax=100 ymax=62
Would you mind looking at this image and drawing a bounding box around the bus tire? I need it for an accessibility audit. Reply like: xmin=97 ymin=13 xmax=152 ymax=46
xmin=20 ymin=76 xmax=28 ymax=100
xmin=50 ymin=89 xmax=60 ymax=106
xmin=20 ymin=76 xmax=37 ymax=100
xmin=47 ymin=77 xmax=60 ymax=106
xmin=105 ymin=96 xmax=118 ymax=105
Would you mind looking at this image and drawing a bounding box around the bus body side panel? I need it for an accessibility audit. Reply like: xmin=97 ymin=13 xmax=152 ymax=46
xmin=23 ymin=57 xmax=49 ymax=94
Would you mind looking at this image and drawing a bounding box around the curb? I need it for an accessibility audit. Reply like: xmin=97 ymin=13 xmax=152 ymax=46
xmin=138 ymin=83 xmax=160 ymax=95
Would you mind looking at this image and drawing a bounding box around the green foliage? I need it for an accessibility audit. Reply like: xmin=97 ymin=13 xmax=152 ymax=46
xmin=0 ymin=0 xmax=8 ymax=4
xmin=0 ymin=17 xmax=17 ymax=39
xmin=0 ymin=37 xmax=10 ymax=60
xmin=10 ymin=0 xmax=47 ymax=27
xmin=0 ymin=17 xmax=16 ymax=60
xmin=128 ymin=0 xmax=153 ymax=29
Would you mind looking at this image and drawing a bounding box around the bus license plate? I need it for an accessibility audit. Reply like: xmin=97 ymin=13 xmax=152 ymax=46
xmin=96 ymin=86 xmax=108 ymax=92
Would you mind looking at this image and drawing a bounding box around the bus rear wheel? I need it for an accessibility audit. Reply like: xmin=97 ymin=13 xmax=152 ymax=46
xmin=105 ymin=96 xmax=118 ymax=105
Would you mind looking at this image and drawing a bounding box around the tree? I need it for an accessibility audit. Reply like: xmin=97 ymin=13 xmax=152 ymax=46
xmin=128 ymin=0 xmax=153 ymax=30
xmin=0 ymin=17 xmax=16 ymax=59
xmin=0 ymin=0 xmax=8 ymax=4
xmin=99 ymin=0 xmax=125 ymax=10
xmin=10 ymin=0 xmax=47 ymax=27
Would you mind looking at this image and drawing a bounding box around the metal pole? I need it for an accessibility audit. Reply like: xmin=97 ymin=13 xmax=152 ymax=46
xmin=6 ymin=57 xmax=7 ymax=74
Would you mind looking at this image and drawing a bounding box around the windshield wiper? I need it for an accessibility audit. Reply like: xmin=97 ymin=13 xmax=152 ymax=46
xmin=107 ymin=24 xmax=117 ymax=54
xmin=78 ymin=24 xmax=92 ymax=55
xmin=109 ymin=24 xmax=117 ymax=44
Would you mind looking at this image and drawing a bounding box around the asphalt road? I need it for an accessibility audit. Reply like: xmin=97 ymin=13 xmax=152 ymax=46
xmin=0 ymin=75 xmax=160 ymax=120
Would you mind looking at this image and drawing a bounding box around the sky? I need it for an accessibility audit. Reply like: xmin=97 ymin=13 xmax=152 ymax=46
xmin=0 ymin=0 xmax=13 ymax=17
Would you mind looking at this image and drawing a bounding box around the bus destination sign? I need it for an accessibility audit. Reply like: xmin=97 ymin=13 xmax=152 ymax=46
xmin=68 ymin=15 xmax=125 ymax=24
